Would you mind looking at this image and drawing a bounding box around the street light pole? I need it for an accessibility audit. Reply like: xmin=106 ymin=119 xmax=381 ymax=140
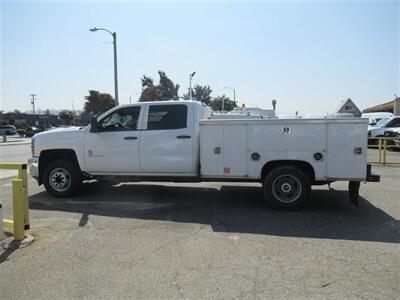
xmin=112 ymin=32 xmax=119 ymax=105
xmin=90 ymin=27 xmax=119 ymax=106
xmin=224 ymin=86 xmax=236 ymax=102
xmin=30 ymin=94 xmax=36 ymax=115
xmin=189 ymin=72 xmax=196 ymax=100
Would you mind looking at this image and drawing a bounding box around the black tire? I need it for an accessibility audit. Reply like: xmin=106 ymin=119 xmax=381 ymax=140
xmin=43 ymin=159 xmax=82 ymax=197
xmin=262 ymin=166 xmax=311 ymax=210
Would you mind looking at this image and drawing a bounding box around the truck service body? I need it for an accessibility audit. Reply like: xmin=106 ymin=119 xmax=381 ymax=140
xmin=28 ymin=100 xmax=379 ymax=209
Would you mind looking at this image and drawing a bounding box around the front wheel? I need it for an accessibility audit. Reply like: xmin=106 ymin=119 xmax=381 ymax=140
xmin=43 ymin=159 xmax=82 ymax=197
xmin=263 ymin=166 xmax=311 ymax=210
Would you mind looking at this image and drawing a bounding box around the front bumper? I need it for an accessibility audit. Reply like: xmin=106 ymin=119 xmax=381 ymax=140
xmin=28 ymin=156 xmax=39 ymax=182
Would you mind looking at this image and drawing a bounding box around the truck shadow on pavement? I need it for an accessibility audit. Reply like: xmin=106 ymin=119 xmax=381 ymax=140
xmin=29 ymin=181 xmax=399 ymax=244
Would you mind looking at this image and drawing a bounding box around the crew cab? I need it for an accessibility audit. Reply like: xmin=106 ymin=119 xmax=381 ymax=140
xmin=28 ymin=100 xmax=379 ymax=210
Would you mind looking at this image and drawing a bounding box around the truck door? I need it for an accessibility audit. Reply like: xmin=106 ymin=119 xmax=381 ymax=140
xmin=327 ymin=123 xmax=367 ymax=179
xmin=140 ymin=103 xmax=195 ymax=174
xmin=84 ymin=106 xmax=142 ymax=173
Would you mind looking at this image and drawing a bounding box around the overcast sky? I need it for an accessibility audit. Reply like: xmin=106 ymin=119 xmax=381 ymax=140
xmin=1 ymin=0 xmax=399 ymax=114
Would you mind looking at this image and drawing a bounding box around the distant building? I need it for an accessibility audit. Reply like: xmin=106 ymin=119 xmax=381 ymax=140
xmin=0 ymin=112 xmax=91 ymax=128
xmin=0 ymin=113 xmax=61 ymax=128
xmin=363 ymin=100 xmax=396 ymax=114
xmin=336 ymin=98 xmax=362 ymax=117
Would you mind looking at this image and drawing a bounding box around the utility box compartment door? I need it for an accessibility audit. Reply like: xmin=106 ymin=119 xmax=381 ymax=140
xmin=200 ymin=125 xmax=223 ymax=176
xmin=200 ymin=124 xmax=248 ymax=177
xmin=222 ymin=125 xmax=248 ymax=177
xmin=326 ymin=123 xmax=367 ymax=179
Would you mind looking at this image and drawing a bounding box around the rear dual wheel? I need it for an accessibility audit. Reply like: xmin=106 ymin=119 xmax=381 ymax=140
xmin=263 ymin=166 xmax=311 ymax=210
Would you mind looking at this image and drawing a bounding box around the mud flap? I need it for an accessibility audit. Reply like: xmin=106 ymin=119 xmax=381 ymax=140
xmin=348 ymin=181 xmax=360 ymax=207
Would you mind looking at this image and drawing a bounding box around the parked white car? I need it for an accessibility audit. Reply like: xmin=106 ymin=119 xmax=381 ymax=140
xmin=28 ymin=100 xmax=380 ymax=210
xmin=384 ymin=128 xmax=400 ymax=147
xmin=362 ymin=112 xmax=393 ymax=126
xmin=368 ymin=116 xmax=400 ymax=137
xmin=0 ymin=125 xmax=16 ymax=135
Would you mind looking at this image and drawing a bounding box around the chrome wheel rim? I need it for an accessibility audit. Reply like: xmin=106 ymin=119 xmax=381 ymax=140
xmin=271 ymin=175 xmax=302 ymax=204
xmin=49 ymin=168 xmax=71 ymax=192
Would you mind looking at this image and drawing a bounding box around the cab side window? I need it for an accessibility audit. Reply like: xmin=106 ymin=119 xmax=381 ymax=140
xmin=386 ymin=118 xmax=400 ymax=128
xmin=147 ymin=105 xmax=187 ymax=130
xmin=99 ymin=107 xmax=141 ymax=132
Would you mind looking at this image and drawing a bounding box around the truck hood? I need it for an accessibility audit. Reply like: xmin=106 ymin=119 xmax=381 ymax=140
xmin=368 ymin=125 xmax=379 ymax=131
xmin=46 ymin=126 xmax=85 ymax=133
xmin=34 ymin=126 xmax=87 ymax=156
xmin=34 ymin=126 xmax=85 ymax=137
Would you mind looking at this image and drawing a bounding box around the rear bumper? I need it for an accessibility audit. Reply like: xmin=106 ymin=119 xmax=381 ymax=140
xmin=28 ymin=156 xmax=39 ymax=182
xmin=366 ymin=164 xmax=380 ymax=182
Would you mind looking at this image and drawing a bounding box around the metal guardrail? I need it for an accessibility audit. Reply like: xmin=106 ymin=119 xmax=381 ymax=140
xmin=368 ymin=137 xmax=400 ymax=165
xmin=0 ymin=163 xmax=30 ymax=241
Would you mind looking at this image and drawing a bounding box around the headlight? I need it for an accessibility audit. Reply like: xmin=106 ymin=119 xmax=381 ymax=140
xmin=31 ymin=137 xmax=35 ymax=156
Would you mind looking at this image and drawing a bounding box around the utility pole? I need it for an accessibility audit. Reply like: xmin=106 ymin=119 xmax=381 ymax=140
xmin=394 ymin=94 xmax=400 ymax=116
xmin=30 ymin=94 xmax=36 ymax=115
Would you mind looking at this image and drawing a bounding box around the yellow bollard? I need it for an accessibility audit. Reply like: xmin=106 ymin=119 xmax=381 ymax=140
xmin=378 ymin=138 xmax=382 ymax=163
xmin=383 ymin=139 xmax=387 ymax=165
xmin=12 ymin=179 xmax=25 ymax=241
xmin=3 ymin=219 xmax=14 ymax=229
xmin=18 ymin=165 xmax=30 ymax=229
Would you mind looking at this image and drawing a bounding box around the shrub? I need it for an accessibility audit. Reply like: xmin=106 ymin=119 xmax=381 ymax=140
xmin=16 ymin=128 xmax=27 ymax=137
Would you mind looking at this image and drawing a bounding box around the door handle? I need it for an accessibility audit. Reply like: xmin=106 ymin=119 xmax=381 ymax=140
xmin=124 ymin=136 xmax=138 ymax=140
xmin=176 ymin=135 xmax=191 ymax=139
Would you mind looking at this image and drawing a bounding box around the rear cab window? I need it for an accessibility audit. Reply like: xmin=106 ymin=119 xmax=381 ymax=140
xmin=146 ymin=104 xmax=187 ymax=130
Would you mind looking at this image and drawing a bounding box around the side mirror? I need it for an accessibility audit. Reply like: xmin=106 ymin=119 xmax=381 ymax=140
xmin=90 ymin=116 xmax=98 ymax=132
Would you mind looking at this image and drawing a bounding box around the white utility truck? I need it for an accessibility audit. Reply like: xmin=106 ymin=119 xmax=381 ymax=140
xmin=28 ymin=100 xmax=380 ymax=210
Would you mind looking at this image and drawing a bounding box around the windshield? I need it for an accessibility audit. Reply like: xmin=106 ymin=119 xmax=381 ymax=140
xmin=375 ymin=117 xmax=390 ymax=127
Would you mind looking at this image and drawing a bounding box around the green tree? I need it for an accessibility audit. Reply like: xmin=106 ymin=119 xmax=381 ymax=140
xmin=139 ymin=71 xmax=180 ymax=101
xmin=158 ymin=71 xmax=180 ymax=100
xmin=139 ymin=75 xmax=159 ymax=101
xmin=0 ymin=119 xmax=8 ymax=125
xmin=79 ymin=110 xmax=91 ymax=119
xmin=78 ymin=110 xmax=92 ymax=125
xmin=7 ymin=109 xmax=21 ymax=114
xmin=210 ymin=95 xmax=237 ymax=112
xmin=84 ymin=90 xmax=115 ymax=116
xmin=59 ymin=110 xmax=75 ymax=125
xmin=141 ymin=75 xmax=154 ymax=88
xmin=183 ymin=85 xmax=213 ymax=105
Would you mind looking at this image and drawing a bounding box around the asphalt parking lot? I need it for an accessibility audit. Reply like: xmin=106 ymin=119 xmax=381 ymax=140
xmin=0 ymin=146 xmax=399 ymax=299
